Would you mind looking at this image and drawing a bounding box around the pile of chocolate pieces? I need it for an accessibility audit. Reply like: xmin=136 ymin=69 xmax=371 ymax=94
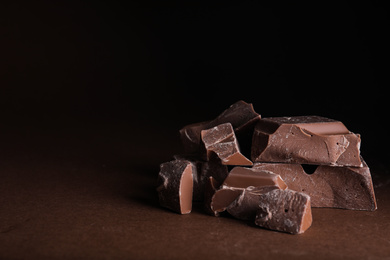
xmin=157 ymin=101 xmax=377 ymax=234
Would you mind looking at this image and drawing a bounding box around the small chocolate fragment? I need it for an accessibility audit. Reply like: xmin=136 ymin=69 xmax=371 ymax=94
xmin=204 ymin=177 xmax=243 ymax=216
xmin=201 ymin=123 xmax=252 ymax=166
xmin=156 ymin=160 xmax=193 ymax=214
xmin=174 ymin=154 xmax=228 ymax=201
xmin=251 ymin=116 xmax=362 ymax=167
xmin=253 ymin=159 xmax=377 ymax=211
xmin=180 ymin=100 xmax=261 ymax=155
xmin=227 ymin=186 xmax=280 ymax=221
xmin=210 ymin=187 xmax=244 ymax=216
xmin=222 ymin=166 xmax=287 ymax=190
xmin=204 ymin=166 xmax=287 ymax=216
xmin=254 ymin=189 xmax=312 ymax=235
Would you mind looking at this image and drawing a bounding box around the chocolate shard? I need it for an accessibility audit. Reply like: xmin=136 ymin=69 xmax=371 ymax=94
xmin=251 ymin=116 xmax=362 ymax=167
xmin=201 ymin=123 xmax=252 ymax=166
xmin=254 ymin=189 xmax=312 ymax=235
xmin=156 ymin=160 xmax=193 ymax=214
xmin=204 ymin=177 xmax=243 ymax=216
xmin=209 ymin=187 xmax=244 ymax=216
xmin=204 ymin=165 xmax=287 ymax=216
xmin=253 ymin=159 xmax=377 ymax=211
xmin=222 ymin=166 xmax=287 ymax=190
xmin=180 ymin=100 xmax=261 ymax=155
xmin=227 ymin=186 xmax=280 ymax=221
xmin=174 ymin=154 xmax=228 ymax=202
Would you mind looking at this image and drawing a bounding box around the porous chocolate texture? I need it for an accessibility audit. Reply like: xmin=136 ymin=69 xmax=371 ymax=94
xmin=253 ymin=160 xmax=377 ymax=211
xmin=254 ymin=189 xmax=312 ymax=235
xmin=251 ymin=116 xmax=362 ymax=167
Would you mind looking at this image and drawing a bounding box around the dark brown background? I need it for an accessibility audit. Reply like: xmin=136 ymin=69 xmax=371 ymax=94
xmin=1 ymin=2 xmax=390 ymax=259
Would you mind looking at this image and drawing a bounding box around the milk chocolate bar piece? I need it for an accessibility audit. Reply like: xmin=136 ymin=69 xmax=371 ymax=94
xmin=180 ymin=100 xmax=261 ymax=154
xmin=222 ymin=166 xmax=287 ymax=190
xmin=201 ymin=123 xmax=252 ymax=166
xmin=254 ymin=189 xmax=312 ymax=235
xmin=253 ymin=160 xmax=377 ymax=211
xmin=227 ymin=186 xmax=280 ymax=221
xmin=156 ymin=160 xmax=193 ymax=214
xmin=251 ymin=116 xmax=362 ymax=167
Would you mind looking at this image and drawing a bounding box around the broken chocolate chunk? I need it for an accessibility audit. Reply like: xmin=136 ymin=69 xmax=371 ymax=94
xmin=180 ymin=100 xmax=261 ymax=155
xmin=201 ymin=123 xmax=252 ymax=166
xmin=227 ymin=186 xmax=280 ymax=221
xmin=156 ymin=160 xmax=193 ymax=214
xmin=222 ymin=166 xmax=287 ymax=190
xmin=253 ymin=159 xmax=377 ymax=211
xmin=251 ymin=116 xmax=362 ymax=167
xmin=209 ymin=187 xmax=244 ymax=216
xmin=204 ymin=176 xmax=243 ymax=216
xmin=174 ymin=154 xmax=228 ymax=201
xmin=254 ymin=189 xmax=312 ymax=235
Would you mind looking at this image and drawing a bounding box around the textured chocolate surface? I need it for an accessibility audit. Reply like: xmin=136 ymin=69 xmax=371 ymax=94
xmin=254 ymin=189 xmax=312 ymax=234
xmin=227 ymin=186 xmax=280 ymax=221
xmin=251 ymin=116 xmax=362 ymax=167
xmin=180 ymin=100 xmax=261 ymax=155
xmin=201 ymin=123 xmax=252 ymax=166
xmin=174 ymin=154 xmax=228 ymax=201
xmin=253 ymin=160 xmax=377 ymax=211
xmin=157 ymin=160 xmax=193 ymax=214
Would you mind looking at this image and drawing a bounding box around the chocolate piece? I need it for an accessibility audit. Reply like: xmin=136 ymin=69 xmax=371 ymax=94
xmin=227 ymin=186 xmax=280 ymax=221
xmin=254 ymin=189 xmax=312 ymax=235
xmin=210 ymin=187 xmax=244 ymax=216
xmin=174 ymin=154 xmax=228 ymax=201
xmin=222 ymin=166 xmax=287 ymax=190
xmin=156 ymin=160 xmax=193 ymax=214
xmin=253 ymin=160 xmax=377 ymax=211
xmin=251 ymin=116 xmax=362 ymax=167
xmin=180 ymin=100 xmax=261 ymax=154
xmin=201 ymin=123 xmax=252 ymax=166
xmin=204 ymin=177 xmax=243 ymax=216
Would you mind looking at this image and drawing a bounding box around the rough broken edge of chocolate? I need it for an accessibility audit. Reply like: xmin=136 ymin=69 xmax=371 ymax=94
xmin=253 ymin=159 xmax=377 ymax=211
xmin=227 ymin=186 xmax=280 ymax=221
xmin=201 ymin=123 xmax=252 ymax=166
xmin=174 ymin=154 xmax=229 ymax=202
xmin=179 ymin=100 xmax=261 ymax=155
xmin=254 ymin=189 xmax=313 ymax=235
xmin=156 ymin=160 xmax=193 ymax=214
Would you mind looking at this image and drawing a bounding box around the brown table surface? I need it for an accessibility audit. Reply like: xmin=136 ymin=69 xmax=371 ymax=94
xmin=1 ymin=120 xmax=389 ymax=260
